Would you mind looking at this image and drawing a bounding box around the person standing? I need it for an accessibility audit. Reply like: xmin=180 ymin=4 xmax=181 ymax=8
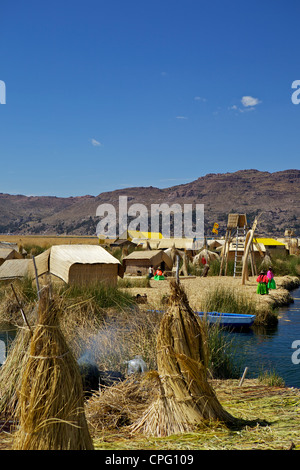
xmin=256 ymin=270 xmax=269 ymax=295
xmin=148 ymin=265 xmax=154 ymax=279
xmin=267 ymin=267 xmax=276 ymax=290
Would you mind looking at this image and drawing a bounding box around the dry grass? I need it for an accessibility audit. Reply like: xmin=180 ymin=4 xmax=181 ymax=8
xmin=86 ymin=373 xmax=158 ymax=433
xmin=0 ymin=235 xmax=99 ymax=248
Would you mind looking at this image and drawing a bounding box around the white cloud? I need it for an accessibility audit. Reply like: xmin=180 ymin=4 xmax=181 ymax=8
xmin=176 ymin=116 xmax=188 ymax=120
xmin=91 ymin=138 xmax=101 ymax=147
xmin=241 ymin=96 xmax=261 ymax=108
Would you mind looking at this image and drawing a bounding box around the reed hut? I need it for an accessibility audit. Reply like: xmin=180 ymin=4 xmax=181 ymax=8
xmin=253 ymin=238 xmax=287 ymax=256
xmin=122 ymin=250 xmax=173 ymax=276
xmin=31 ymin=245 xmax=124 ymax=286
xmin=0 ymin=259 xmax=32 ymax=280
xmin=0 ymin=247 xmax=23 ymax=267
xmin=219 ymin=241 xmax=265 ymax=264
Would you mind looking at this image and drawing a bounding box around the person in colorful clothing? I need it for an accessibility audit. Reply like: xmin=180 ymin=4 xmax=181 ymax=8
xmin=256 ymin=270 xmax=269 ymax=295
xmin=154 ymin=266 xmax=165 ymax=280
xmin=266 ymin=267 xmax=276 ymax=290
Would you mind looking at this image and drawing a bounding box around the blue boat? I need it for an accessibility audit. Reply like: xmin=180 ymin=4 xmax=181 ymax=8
xmin=196 ymin=311 xmax=256 ymax=328
xmin=147 ymin=309 xmax=255 ymax=328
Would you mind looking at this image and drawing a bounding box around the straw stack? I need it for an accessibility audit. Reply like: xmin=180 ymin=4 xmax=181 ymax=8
xmin=13 ymin=286 xmax=94 ymax=450
xmin=0 ymin=328 xmax=31 ymax=420
xmin=131 ymin=279 xmax=237 ymax=437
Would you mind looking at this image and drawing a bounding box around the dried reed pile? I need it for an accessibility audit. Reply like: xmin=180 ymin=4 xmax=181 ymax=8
xmin=86 ymin=373 xmax=159 ymax=432
xmin=130 ymin=279 xmax=237 ymax=437
xmin=13 ymin=286 xmax=94 ymax=450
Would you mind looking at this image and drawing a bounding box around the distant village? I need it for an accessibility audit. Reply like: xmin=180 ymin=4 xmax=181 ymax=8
xmin=0 ymin=213 xmax=298 ymax=287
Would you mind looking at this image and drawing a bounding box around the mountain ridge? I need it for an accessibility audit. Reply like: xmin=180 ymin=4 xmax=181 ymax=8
xmin=1 ymin=169 xmax=299 ymax=237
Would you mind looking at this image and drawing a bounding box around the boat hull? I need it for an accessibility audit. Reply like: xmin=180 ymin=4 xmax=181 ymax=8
xmin=147 ymin=310 xmax=255 ymax=328
xmin=196 ymin=311 xmax=255 ymax=328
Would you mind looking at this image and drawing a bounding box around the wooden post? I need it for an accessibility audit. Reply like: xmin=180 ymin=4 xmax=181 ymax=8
xmin=11 ymin=284 xmax=33 ymax=337
xmin=239 ymin=366 xmax=248 ymax=386
xmin=176 ymin=255 xmax=180 ymax=284
xmin=32 ymin=256 xmax=40 ymax=300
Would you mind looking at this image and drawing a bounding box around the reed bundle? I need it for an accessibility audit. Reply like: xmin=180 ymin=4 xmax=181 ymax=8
xmin=13 ymin=286 xmax=94 ymax=450
xmin=0 ymin=328 xmax=31 ymax=419
xmin=130 ymin=279 xmax=237 ymax=437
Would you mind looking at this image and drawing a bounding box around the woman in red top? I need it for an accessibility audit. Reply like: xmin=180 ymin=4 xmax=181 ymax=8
xmin=256 ymin=271 xmax=269 ymax=295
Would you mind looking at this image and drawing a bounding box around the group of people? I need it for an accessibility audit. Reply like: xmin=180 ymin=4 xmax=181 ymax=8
xmin=148 ymin=265 xmax=165 ymax=280
xmin=256 ymin=267 xmax=276 ymax=295
xmin=149 ymin=263 xmax=277 ymax=292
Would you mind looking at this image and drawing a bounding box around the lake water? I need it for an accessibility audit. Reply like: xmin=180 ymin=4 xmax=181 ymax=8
xmin=0 ymin=286 xmax=300 ymax=388
xmin=227 ymin=285 xmax=300 ymax=388
xmin=0 ymin=324 xmax=17 ymax=366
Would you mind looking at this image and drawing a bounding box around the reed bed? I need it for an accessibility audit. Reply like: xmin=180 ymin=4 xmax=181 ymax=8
xmin=86 ymin=373 xmax=159 ymax=433
xmin=90 ymin=379 xmax=300 ymax=451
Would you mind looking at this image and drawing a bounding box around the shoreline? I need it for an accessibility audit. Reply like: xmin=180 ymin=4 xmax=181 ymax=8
xmin=121 ymin=275 xmax=300 ymax=325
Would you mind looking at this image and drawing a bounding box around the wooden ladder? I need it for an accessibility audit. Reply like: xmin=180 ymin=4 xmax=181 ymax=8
xmin=233 ymin=225 xmax=246 ymax=277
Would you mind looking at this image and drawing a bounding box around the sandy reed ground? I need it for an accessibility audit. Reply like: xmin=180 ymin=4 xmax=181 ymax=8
xmin=122 ymin=275 xmax=300 ymax=314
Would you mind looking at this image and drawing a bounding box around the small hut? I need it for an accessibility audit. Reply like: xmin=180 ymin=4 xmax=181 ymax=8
xmin=0 ymin=247 xmax=23 ymax=267
xmin=253 ymin=238 xmax=287 ymax=256
xmin=0 ymin=259 xmax=32 ymax=280
xmin=31 ymin=245 xmax=124 ymax=286
xmin=123 ymin=250 xmax=173 ymax=276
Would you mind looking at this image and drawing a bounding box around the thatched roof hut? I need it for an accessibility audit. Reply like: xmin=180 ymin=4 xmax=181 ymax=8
xmin=123 ymin=250 xmax=173 ymax=275
xmin=32 ymin=245 xmax=124 ymax=286
xmin=157 ymin=238 xmax=197 ymax=250
xmin=0 ymin=259 xmax=32 ymax=280
xmin=0 ymin=247 xmax=23 ymax=266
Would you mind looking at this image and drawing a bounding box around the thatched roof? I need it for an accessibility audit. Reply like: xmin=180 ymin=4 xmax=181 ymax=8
xmin=0 ymin=247 xmax=23 ymax=261
xmin=123 ymin=250 xmax=164 ymax=261
xmin=0 ymin=259 xmax=32 ymax=280
xmin=157 ymin=238 xmax=196 ymax=250
xmin=0 ymin=245 xmax=122 ymax=284
xmin=38 ymin=245 xmax=123 ymax=283
xmin=123 ymin=250 xmax=173 ymax=269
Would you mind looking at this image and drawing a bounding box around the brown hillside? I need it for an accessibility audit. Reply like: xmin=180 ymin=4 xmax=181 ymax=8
xmin=0 ymin=169 xmax=299 ymax=237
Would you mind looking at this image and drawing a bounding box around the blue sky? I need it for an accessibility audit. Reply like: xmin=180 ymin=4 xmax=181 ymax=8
xmin=1 ymin=0 xmax=299 ymax=197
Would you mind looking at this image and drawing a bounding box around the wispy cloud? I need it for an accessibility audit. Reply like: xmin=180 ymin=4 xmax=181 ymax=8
xmin=241 ymin=95 xmax=261 ymax=107
xmin=228 ymin=96 xmax=261 ymax=113
xmin=91 ymin=138 xmax=102 ymax=147
xmin=176 ymin=116 xmax=188 ymax=120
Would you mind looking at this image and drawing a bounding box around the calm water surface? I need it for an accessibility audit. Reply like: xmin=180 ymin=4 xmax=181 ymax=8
xmin=228 ymin=286 xmax=300 ymax=388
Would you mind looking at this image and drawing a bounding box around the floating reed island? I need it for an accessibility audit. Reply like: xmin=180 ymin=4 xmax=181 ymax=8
xmin=121 ymin=275 xmax=300 ymax=326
